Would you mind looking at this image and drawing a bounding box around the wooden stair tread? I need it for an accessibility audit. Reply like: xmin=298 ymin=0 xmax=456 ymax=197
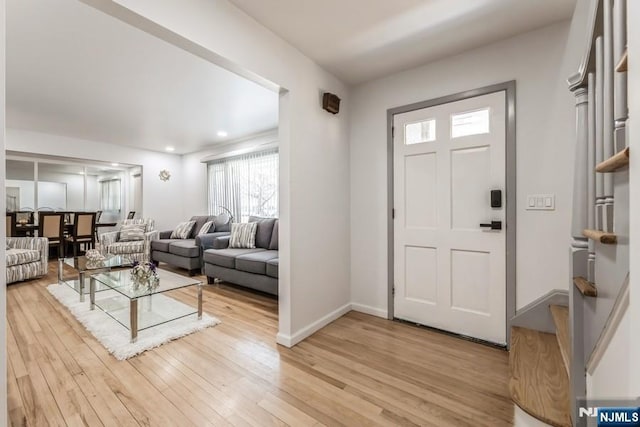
xmin=550 ymin=305 xmax=571 ymax=377
xmin=582 ymin=229 xmax=617 ymax=244
xmin=573 ymin=276 xmax=598 ymax=297
xmin=509 ymin=327 xmax=571 ymax=427
xmin=596 ymin=147 xmax=629 ymax=172
xmin=616 ymin=49 xmax=627 ymax=72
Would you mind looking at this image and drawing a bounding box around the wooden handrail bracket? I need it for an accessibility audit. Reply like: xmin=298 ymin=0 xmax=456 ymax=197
xmin=596 ymin=147 xmax=629 ymax=172
xmin=616 ymin=49 xmax=628 ymax=72
xmin=582 ymin=229 xmax=617 ymax=244
xmin=574 ymin=277 xmax=598 ymax=297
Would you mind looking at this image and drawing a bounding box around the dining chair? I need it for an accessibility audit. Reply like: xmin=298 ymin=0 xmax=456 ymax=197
xmin=16 ymin=211 xmax=34 ymax=225
xmin=38 ymin=212 xmax=65 ymax=258
xmin=14 ymin=211 xmax=35 ymax=237
xmin=127 ymin=211 xmax=136 ymax=219
xmin=6 ymin=212 xmax=16 ymax=237
xmin=94 ymin=210 xmax=103 ymax=241
xmin=65 ymin=212 xmax=97 ymax=257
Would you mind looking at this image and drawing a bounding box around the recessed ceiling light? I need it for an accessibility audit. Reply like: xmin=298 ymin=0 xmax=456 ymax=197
xmin=165 ymin=146 xmax=175 ymax=152
xmin=111 ymin=163 xmax=119 ymax=167
xmin=217 ymin=131 xmax=228 ymax=138
xmin=78 ymin=171 xmax=85 ymax=175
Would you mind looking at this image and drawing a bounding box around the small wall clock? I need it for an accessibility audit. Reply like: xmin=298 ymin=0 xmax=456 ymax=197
xmin=159 ymin=169 xmax=171 ymax=182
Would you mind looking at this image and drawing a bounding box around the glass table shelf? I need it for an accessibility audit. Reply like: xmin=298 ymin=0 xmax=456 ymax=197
xmin=93 ymin=292 xmax=198 ymax=332
xmin=90 ymin=269 xmax=202 ymax=342
xmin=58 ymin=254 xmax=135 ymax=300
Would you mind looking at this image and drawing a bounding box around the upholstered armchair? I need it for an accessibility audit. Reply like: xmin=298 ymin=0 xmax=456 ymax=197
xmin=99 ymin=218 xmax=158 ymax=263
xmin=6 ymin=237 xmax=49 ymax=284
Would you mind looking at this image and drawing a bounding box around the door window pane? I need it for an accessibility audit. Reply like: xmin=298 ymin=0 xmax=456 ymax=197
xmin=405 ymin=119 xmax=436 ymax=145
xmin=451 ymin=108 xmax=490 ymax=138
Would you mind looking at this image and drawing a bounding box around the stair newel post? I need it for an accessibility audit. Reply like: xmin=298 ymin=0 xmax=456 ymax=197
xmin=603 ymin=0 xmax=615 ymax=232
xmin=595 ymin=36 xmax=605 ymax=231
xmin=570 ymin=82 xmax=590 ymax=425
xmin=588 ymin=73 xmax=596 ymax=282
xmin=613 ymin=0 xmax=628 ymax=152
xmin=572 ymin=86 xmax=590 ymax=250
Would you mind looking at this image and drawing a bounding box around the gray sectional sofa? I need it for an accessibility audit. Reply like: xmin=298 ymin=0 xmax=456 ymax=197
xmin=203 ymin=217 xmax=278 ymax=295
xmin=151 ymin=215 xmax=230 ymax=275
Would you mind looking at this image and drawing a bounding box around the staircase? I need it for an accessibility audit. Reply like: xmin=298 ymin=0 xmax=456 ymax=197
xmin=509 ymin=306 xmax=571 ymax=427
xmin=509 ymin=2 xmax=630 ymax=426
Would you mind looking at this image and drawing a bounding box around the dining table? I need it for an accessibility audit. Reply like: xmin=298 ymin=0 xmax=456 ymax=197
xmin=15 ymin=222 xmax=118 ymax=235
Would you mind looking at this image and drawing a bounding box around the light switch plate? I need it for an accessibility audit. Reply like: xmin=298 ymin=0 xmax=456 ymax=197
xmin=526 ymin=194 xmax=555 ymax=211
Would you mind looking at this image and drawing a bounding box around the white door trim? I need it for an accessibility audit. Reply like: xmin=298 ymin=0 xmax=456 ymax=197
xmin=386 ymin=81 xmax=517 ymax=347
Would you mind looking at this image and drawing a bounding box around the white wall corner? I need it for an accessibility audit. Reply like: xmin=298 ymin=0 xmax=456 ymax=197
xmin=276 ymin=303 xmax=352 ymax=348
xmin=350 ymin=303 xmax=388 ymax=319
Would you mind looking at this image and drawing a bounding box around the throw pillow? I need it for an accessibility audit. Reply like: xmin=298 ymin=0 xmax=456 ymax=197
xmin=189 ymin=216 xmax=211 ymax=238
xmin=171 ymin=221 xmax=196 ymax=239
xmin=119 ymin=224 xmax=145 ymax=242
xmin=269 ymin=220 xmax=279 ymax=250
xmin=197 ymin=221 xmax=214 ymax=236
xmin=122 ymin=218 xmax=155 ymax=232
xmin=229 ymin=222 xmax=258 ymax=249
xmin=213 ymin=213 xmax=231 ymax=232
xmin=248 ymin=216 xmax=276 ymax=249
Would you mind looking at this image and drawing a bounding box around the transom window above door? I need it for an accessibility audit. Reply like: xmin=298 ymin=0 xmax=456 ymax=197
xmin=404 ymin=119 xmax=436 ymax=145
xmin=451 ymin=108 xmax=490 ymax=138
xmin=403 ymin=107 xmax=492 ymax=145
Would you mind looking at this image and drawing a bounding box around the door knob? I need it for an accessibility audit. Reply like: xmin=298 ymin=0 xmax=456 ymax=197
xmin=479 ymin=221 xmax=502 ymax=230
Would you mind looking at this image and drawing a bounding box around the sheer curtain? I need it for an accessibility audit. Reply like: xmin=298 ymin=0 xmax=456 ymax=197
xmin=99 ymin=179 xmax=121 ymax=212
xmin=208 ymin=149 xmax=278 ymax=222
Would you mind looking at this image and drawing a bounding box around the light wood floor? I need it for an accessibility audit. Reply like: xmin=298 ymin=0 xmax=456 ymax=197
xmin=8 ymin=261 xmax=515 ymax=426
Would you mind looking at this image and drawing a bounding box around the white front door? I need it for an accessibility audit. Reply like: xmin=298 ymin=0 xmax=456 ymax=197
xmin=393 ymin=91 xmax=507 ymax=345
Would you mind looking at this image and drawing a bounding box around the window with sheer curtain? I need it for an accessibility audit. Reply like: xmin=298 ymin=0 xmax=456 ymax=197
xmin=208 ymin=150 xmax=279 ymax=222
xmin=99 ymin=179 xmax=121 ymax=211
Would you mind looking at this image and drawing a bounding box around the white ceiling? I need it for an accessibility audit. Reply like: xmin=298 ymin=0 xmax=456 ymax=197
xmin=6 ymin=0 xmax=279 ymax=154
xmin=229 ymin=0 xmax=576 ymax=84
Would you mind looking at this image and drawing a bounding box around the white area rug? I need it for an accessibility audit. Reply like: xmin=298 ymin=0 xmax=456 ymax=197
xmin=47 ymin=283 xmax=220 ymax=360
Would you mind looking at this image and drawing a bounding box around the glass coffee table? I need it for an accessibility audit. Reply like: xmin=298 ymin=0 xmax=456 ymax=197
xmin=89 ymin=269 xmax=202 ymax=342
xmin=58 ymin=254 xmax=135 ymax=302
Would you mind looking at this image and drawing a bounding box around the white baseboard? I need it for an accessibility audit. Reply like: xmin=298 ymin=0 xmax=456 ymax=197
xmin=350 ymin=303 xmax=388 ymax=319
xmin=276 ymin=303 xmax=352 ymax=348
xmin=275 ymin=332 xmax=293 ymax=347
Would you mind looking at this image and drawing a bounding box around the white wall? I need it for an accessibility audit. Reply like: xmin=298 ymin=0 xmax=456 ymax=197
xmin=7 ymin=169 xmax=100 ymax=211
xmin=38 ymin=172 xmax=80 ymax=209
xmin=5 ymin=179 xmax=34 ymax=209
xmin=586 ymin=309 xmax=630 ymax=397
xmin=6 ymin=129 xmax=185 ymax=231
xmin=350 ymin=21 xmax=578 ymax=316
xmin=87 ymin=175 xmax=99 ymax=211
xmin=628 ymin=0 xmax=640 ymax=399
xmin=0 ymin=0 xmax=7 ymax=420
xmin=37 ymin=181 xmax=67 ymax=209
xmin=86 ymin=0 xmax=352 ymax=345
xmin=181 ymin=130 xmax=278 ymax=216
